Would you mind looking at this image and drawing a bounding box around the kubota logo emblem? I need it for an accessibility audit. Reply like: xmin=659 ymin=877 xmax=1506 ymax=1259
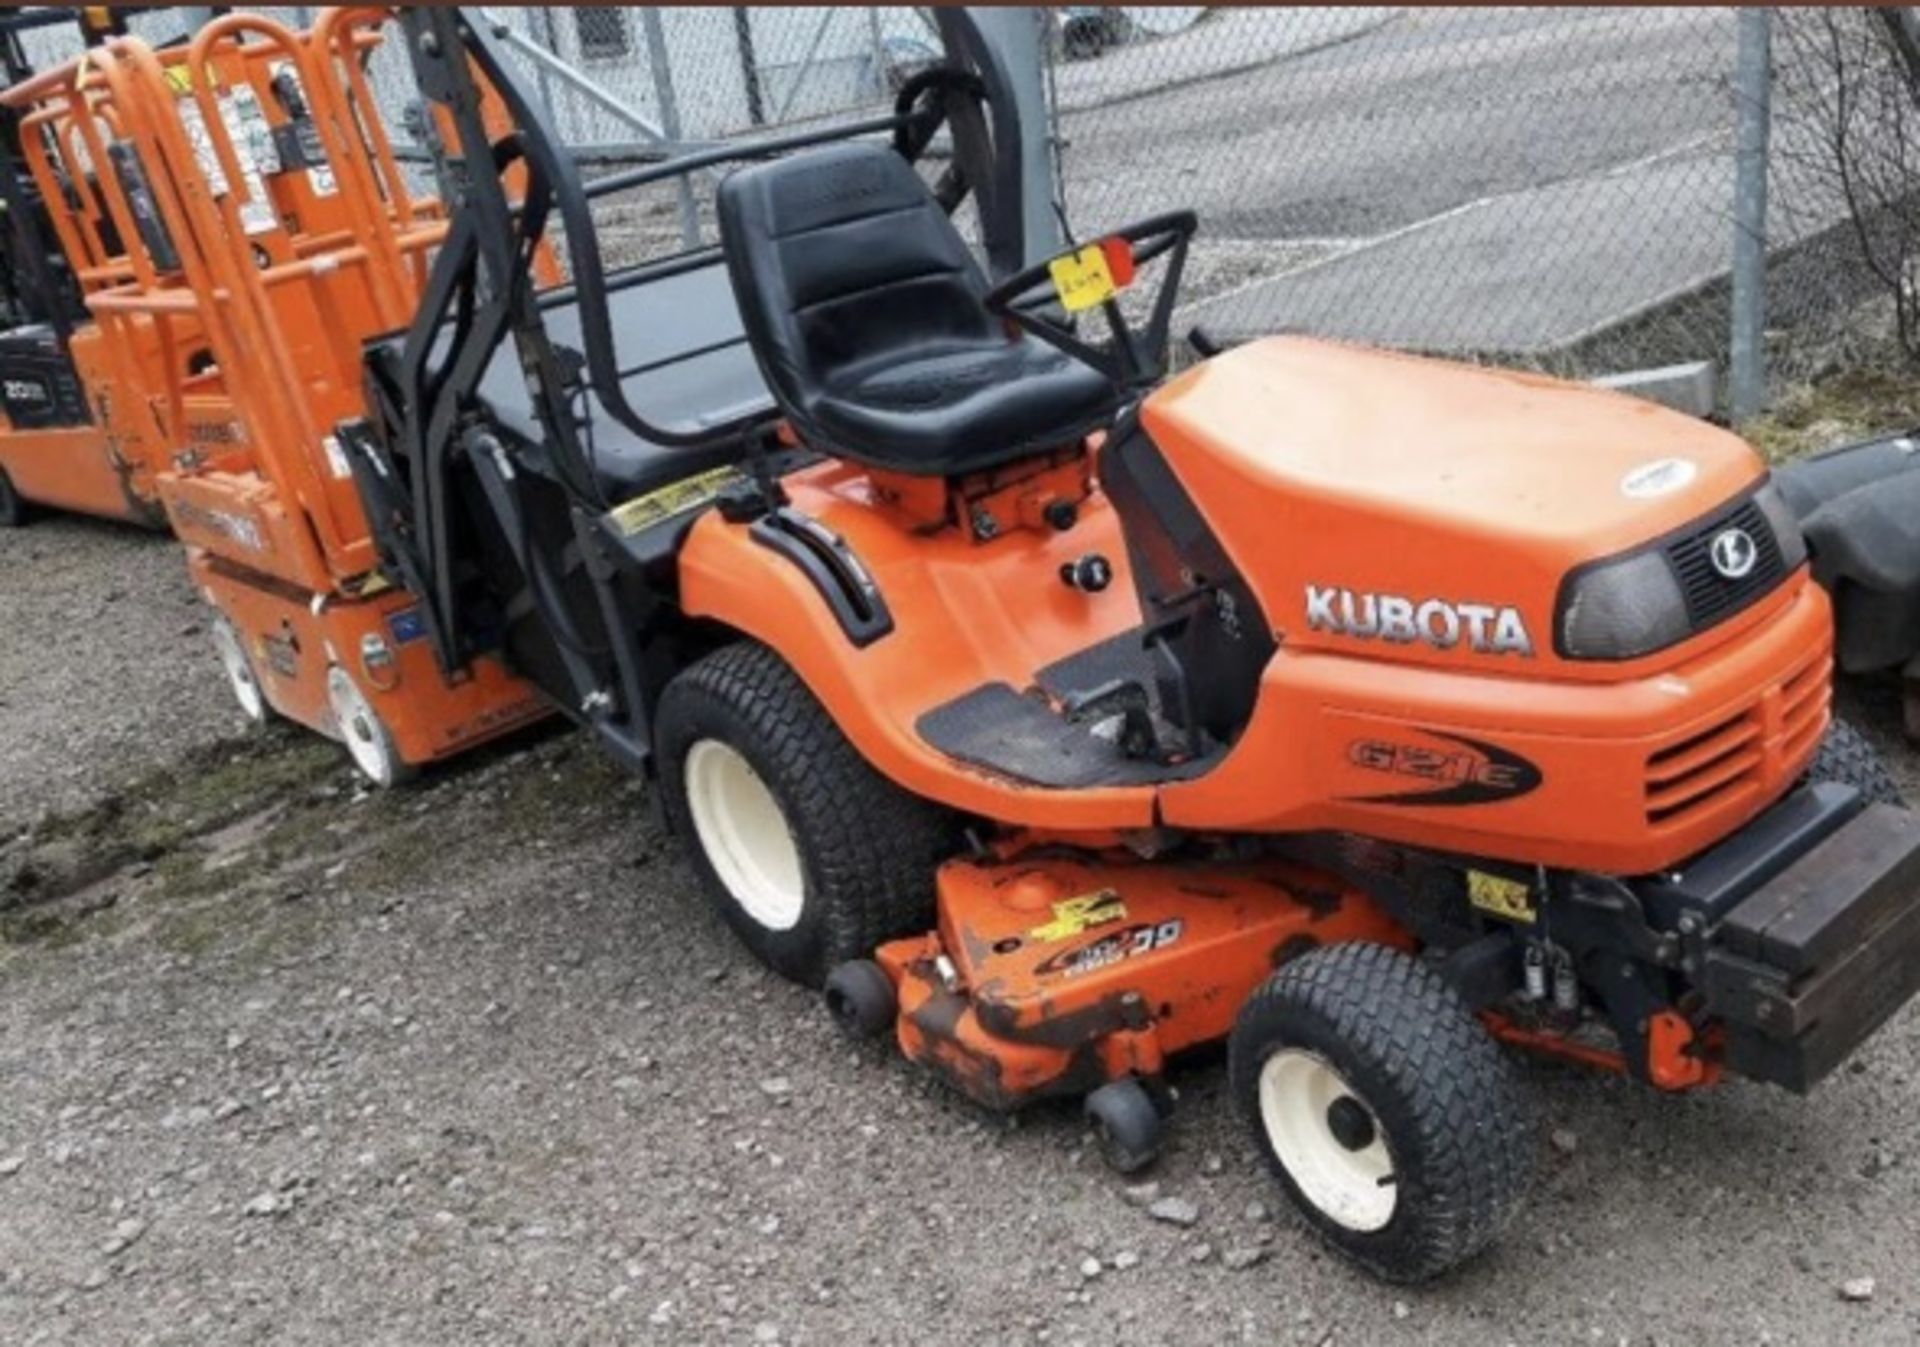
xmin=1708 ymin=527 xmax=1758 ymax=580
xmin=1306 ymin=585 xmax=1534 ymax=657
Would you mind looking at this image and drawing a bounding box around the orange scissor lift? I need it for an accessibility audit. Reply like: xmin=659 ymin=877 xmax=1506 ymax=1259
xmin=0 ymin=6 xmax=178 ymax=529
xmin=4 ymin=9 xmax=546 ymax=783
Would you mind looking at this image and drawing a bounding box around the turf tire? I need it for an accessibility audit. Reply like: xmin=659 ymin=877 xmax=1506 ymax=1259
xmin=1229 ymin=941 xmax=1535 ymax=1283
xmin=1805 ymin=715 xmax=1904 ymax=808
xmin=656 ymin=641 xmax=956 ymax=986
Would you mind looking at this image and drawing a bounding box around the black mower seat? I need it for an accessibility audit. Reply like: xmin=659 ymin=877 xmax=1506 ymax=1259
xmin=467 ymin=259 xmax=773 ymax=500
xmin=716 ymin=141 xmax=1116 ymax=477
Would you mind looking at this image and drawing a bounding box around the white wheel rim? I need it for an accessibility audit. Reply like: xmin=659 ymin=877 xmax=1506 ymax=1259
xmin=683 ymin=738 xmax=806 ymax=932
xmin=211 ymin=616 xmax=266 ymax=724
xmin=327 ymin=665 xmax=398 ymax=787
xmin=1259 ymin=1048 xmax=1397 ymax=1233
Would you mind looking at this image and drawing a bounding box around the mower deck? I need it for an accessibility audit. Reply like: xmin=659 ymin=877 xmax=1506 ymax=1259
xmin=872 ymin=852 xmax=1407 ymax=1110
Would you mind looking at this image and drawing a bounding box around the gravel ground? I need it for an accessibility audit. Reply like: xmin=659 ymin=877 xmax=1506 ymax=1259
xmin=5 ymin=512 xmax=1920 ymax=1346
xmin=0 ymin=518 xmax=244 ymax=826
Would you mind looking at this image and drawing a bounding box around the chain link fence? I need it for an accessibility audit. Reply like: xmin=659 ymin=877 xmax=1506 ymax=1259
xmin=1767 ymin=9 xmax=1920 ymax=384
xmin=1049 ymin=8 xmax=1748 ymax=387
xmin=1047 ymin=7 xmax=1920 ymax=411
xmin=15 ymin=7 xmax=1920 ymax=413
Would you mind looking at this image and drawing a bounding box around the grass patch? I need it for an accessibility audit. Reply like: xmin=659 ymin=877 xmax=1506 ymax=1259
xmin=1746 ymin=361 xmax=1920 ymax=463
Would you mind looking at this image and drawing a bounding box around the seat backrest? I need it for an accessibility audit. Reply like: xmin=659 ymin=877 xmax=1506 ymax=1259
xmin=716 ymin=142 xmax=992 ymax=441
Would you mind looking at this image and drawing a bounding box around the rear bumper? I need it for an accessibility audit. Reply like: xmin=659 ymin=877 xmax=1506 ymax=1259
xmin=1702 ymin=803 xmax=1920 ymax=1093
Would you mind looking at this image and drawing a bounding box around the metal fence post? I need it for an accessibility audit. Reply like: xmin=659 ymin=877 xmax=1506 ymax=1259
xmin=1730 ymin=8 xmax=1772 ymax=423
xmin=638 ymin=8 xmax=702 ymax=250
xmin=732 ymin=8 xmax=766 ymax=128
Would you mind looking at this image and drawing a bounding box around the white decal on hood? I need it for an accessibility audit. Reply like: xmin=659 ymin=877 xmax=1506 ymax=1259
xmin=1620 ymin=458 xmax=1697 ymax=499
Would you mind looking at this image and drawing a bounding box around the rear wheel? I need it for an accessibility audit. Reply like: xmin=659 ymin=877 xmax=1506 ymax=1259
xmin=326 ymin=664 xmax=415 ymax=788
xmin=1229 ymin=942 xmax=1534 ymax=1283
xmin=0 ymin=467 xmax=26 ymax=527
xmin=210 ymin=614 xmax=270 ymax=727
xmin=656 ymin=641 xmax=956 ymax=987
xmin=1806 ymin=715 xmax=1903 ymax=808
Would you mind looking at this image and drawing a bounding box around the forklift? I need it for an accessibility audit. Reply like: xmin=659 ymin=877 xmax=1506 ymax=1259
xmin=335 ymin=8 xmax=1920 ymax=1281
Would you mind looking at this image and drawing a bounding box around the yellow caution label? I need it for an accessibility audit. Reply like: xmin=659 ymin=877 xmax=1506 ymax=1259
xmin=606 ymin=465 xmax=744 ymax=537
xmin=163 ymin=66 xmax=194 ymax=95
xmin=1467 ymin=870 xmax=1537 ymax=924
xmin=1047 ymin=244 xmax=1118 ymax=313
xmin=1028 ymin=889 xmax=1127 ymax=943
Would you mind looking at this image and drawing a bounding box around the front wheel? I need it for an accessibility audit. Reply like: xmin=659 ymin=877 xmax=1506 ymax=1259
xmin=326 ymin=664 xmax=415 ymax=789
xmin=1805 ymin=715 xmax=1904 ymax=808
xmin=655 ymin=642 xmax=957 ymax=987
xmin=1229 ymin=942 xmax=1535 ymax=1283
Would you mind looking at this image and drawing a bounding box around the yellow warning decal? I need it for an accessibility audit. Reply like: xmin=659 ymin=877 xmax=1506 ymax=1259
xmin=1047 ymin=244 xmax=1118 ymax=313
xmin=1028 ymin=889 xmax=1127 ymax=943
xmin=607 ymin=465 xmax=744 ymax=537
xmin=162 ymin=64 xmax=222 ymax=95
xmin=1467 ymin=870 xmax=1536 ymax=925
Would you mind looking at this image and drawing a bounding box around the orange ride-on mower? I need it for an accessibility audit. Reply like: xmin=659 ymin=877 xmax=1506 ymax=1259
xmin=345 ymin=9 xmax=1920 ymax=1281
xmin=3 ymin=11 xmax=548 ymax=783
xmin=0 ymin=6 xmax=178 ymax=530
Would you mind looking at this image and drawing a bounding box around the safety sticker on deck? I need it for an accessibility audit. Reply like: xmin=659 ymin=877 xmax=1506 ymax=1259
xmin=1027 ymin=889 xmax=1127 ymax=944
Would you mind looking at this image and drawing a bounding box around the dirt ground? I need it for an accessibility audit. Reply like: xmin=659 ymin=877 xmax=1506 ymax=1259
xmin=6 ymin=463 xmax=1920 ymax=1346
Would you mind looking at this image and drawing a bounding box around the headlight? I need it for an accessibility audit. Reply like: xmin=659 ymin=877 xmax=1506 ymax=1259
xmin=1751 ymin=479 xmax=1809 ymax=573
xmin=1557 ymin=479 xmax=1806 ymax=661
xmin=1557 ymin=549 xmax=1691 ymax=660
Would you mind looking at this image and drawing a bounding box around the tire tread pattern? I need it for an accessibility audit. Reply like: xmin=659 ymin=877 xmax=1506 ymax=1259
xmin=1807 ymin=716 xmax=1904 ymax=808
xmin=1230 ymin=941 xmax=1534 ymax=1282
xmin=659 ymin=641 xmax=955 ymax=984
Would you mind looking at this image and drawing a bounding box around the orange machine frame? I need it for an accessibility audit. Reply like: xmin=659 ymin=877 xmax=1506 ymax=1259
xmin=3 ymin=11 xmax=545 ymax=770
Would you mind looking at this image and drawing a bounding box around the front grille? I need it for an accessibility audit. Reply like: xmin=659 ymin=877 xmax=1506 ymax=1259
xmin=1665 ymin=497 xmax=1787 ymax=633
xmin=1646 ymin=707 xmax=1764 ymax=825
xmin=1644 ymin=649 xmax=1832 ymax=829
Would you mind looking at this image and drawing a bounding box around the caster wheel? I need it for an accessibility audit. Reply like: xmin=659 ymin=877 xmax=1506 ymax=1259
xmin=210 ymin=614 xmax=270 ymax=726
xmin=0 ymin=467 xmax=26 ymax=528
xmin=326 ymin=664 xmax=416 ymax=788
xmin=1086 ymin=1078 xmax=1165 ymax=1175
xmin=824 ymin=959 xmax=897 ymax=1039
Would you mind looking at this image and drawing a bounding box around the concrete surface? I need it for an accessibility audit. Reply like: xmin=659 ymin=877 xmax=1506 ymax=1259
xmin=1058 ymin=8 xmax=1850 ymax=361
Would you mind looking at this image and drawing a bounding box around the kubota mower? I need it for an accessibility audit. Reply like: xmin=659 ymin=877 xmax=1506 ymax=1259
xmin=341 ymin=8 xmax=1920 ymax=1282
xmin=3 ymin=10 xmax=548 ymax=782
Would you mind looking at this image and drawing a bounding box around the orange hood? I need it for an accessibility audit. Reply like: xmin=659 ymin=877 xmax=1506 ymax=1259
xmin=1139 ymin=337 xmax=1768 ymax=676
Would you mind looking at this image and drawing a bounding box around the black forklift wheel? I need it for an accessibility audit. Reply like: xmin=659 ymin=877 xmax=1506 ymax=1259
xmin=0 ymin=467 xmax=26 ymax=528
xmin=1085 ymin=1078 xmax=1166 ymax=1175
xmin=1805 ymin=716 xmax=1905 ymax=808
xmin=656 ymin=641 xmax=958 ymax=988
xmin=1229 ymin=942 xmax=1535 ymax=1283
xmin=824 ymin=959 xmax=897 ymax=1039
